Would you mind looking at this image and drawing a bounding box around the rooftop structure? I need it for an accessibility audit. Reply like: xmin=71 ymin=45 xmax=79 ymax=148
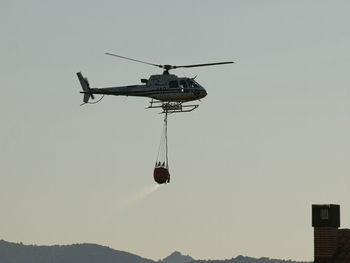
xmin=312 ymin=204 xmax=350 ymax=263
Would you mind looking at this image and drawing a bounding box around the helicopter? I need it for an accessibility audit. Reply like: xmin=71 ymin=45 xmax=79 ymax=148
xmin=77 ymin=53 xmax=233 ymax=113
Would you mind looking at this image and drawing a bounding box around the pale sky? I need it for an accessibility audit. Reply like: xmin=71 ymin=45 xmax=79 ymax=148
xmin=1 ymin=1 xmax=350 ymax=262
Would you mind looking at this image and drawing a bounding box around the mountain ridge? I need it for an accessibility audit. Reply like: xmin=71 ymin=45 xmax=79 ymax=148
xmin=0 ymin=240 xmax=311 ymax=263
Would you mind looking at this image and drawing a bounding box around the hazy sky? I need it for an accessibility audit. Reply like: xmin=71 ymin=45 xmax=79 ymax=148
xmin=1 ymin=1 xmax=350 ymax=261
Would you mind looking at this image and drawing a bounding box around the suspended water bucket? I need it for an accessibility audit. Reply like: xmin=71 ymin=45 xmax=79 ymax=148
xmin=153 ymin=166 xmax=170 ymax=184
xmin=153 ymin=112 xmax=170 ymax=184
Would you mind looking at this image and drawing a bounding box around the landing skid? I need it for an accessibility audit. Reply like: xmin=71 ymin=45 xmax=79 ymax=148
xmin=147 ymin=100 xmax=199 ymax=114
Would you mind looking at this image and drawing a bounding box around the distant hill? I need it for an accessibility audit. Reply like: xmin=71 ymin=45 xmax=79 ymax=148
xmin=0 ymin=240 xmax=154 ymax=263
xmin=191 ymin=255 xmax=311 ymax=263
xmin=160 ymin=251 xmax=194 ymax=263
xmin=0 ymin=240 xmax=311 ymax=263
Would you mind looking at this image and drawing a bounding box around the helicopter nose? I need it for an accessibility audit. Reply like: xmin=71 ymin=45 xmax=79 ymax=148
xmin=202 ymin=89 xmax=208 ymax=98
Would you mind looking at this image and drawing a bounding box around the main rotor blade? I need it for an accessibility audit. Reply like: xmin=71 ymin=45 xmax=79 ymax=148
xmin=105 ymin=53 xmax=163 ymax=69
xmin=174 ymin=61 xmax=234 ymax=69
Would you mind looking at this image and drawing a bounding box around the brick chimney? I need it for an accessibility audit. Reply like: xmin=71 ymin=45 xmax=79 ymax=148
xmin=312 ymin=204 xmax=340 ymax=263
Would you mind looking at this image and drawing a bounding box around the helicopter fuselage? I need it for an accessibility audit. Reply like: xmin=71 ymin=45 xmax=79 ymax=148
xmin=82 ymin=74 xmax=207 ymax=103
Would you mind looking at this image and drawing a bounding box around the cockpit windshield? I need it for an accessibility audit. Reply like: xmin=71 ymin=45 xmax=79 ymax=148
xmin=187 ymin=79 xmax=200 ymax=89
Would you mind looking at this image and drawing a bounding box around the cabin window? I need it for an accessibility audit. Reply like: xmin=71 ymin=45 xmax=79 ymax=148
xmin=180 ymin=80 xmax=188 ymax=92
xmin=180 ymin=80 xmax=188 ymax=88
xmin=169 ymin=80 xmax=179 ymax=88
xmin=320 ymin=209 xmax=329 ymax=220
